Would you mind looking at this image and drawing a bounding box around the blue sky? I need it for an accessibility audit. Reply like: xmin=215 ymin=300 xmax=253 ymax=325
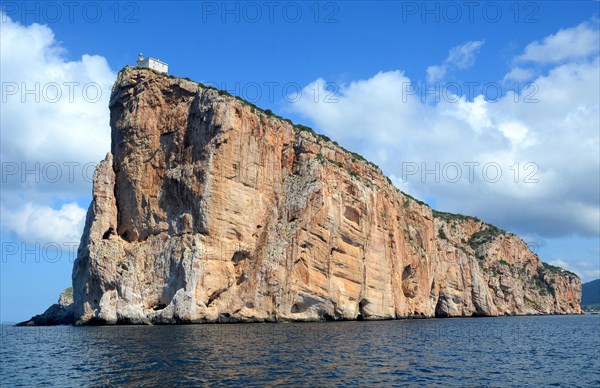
xmin=1 ymin=1 xmax=599 ymax=322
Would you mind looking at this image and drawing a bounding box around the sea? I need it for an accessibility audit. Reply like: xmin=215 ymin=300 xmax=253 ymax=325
xmin=1 ymin=315 xmax=599 ymax=386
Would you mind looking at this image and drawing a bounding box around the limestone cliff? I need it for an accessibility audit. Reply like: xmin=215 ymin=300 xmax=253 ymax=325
xmin=69 ymin=67 xmax=581 ymax=325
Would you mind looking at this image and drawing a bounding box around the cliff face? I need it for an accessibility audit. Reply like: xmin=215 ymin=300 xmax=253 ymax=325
xmin=71 ymin=67 xmax=581 ymax=324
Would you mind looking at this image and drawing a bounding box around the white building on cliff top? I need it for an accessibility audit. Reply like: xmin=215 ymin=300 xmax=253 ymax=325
xmin=136 ymin=53 xmax=168 ymax=74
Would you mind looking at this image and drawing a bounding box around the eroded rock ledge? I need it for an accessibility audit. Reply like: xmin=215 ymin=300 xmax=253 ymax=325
xmin=25 ymin=67 xmax=582 ymax=325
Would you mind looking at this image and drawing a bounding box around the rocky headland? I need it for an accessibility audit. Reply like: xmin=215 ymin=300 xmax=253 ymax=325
xmin=21 ymin=67 xmax=582 ymax=325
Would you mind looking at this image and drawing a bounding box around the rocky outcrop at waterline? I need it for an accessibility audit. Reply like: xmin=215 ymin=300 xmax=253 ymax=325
xmin=17 ymin=288 xmax=74 ymax=326
xmin=23 ymin=67 xmax=582 ymax=325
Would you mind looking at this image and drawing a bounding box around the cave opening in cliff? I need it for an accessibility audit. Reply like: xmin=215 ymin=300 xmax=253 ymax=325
xmin=102 ymin=227 xmax=115 ymax=240
xmin=357 ymin=299 xmax=369 ymax=321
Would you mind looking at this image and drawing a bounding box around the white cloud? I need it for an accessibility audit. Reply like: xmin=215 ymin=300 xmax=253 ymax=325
xmin=0 ymin=15 xmax=114 ymax=165
xmin=289 ymin=23 xmax=599 ymax=239
xmin=503 ymin=67 xmax=535 ymax=82
xmin=2 ymin=202 xmax=87 ymax=244
xmin=427 ymin=40 xmax=484 ymax=82
xmin=0 ymin=14 xmax=115 ymax=244
xmin=447 ymin=40 xmax=486 ymax=69
xmin=426 ymin=65 xmax=447 ymax=83
xmin=497 ymin=121 xmax=531 ymax=147
xmin=517 ymin=21 xmax=599 ymax=64
xmin=448 ymin=95 xmax=491 ymax=132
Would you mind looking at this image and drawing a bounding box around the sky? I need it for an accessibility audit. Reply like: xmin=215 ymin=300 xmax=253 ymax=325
xmin=1 ymin=1 xmax=599 ymax=322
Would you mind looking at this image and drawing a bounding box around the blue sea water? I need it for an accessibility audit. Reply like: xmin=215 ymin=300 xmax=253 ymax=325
xmin=1 ymin=315 xmax=599 ymax=386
